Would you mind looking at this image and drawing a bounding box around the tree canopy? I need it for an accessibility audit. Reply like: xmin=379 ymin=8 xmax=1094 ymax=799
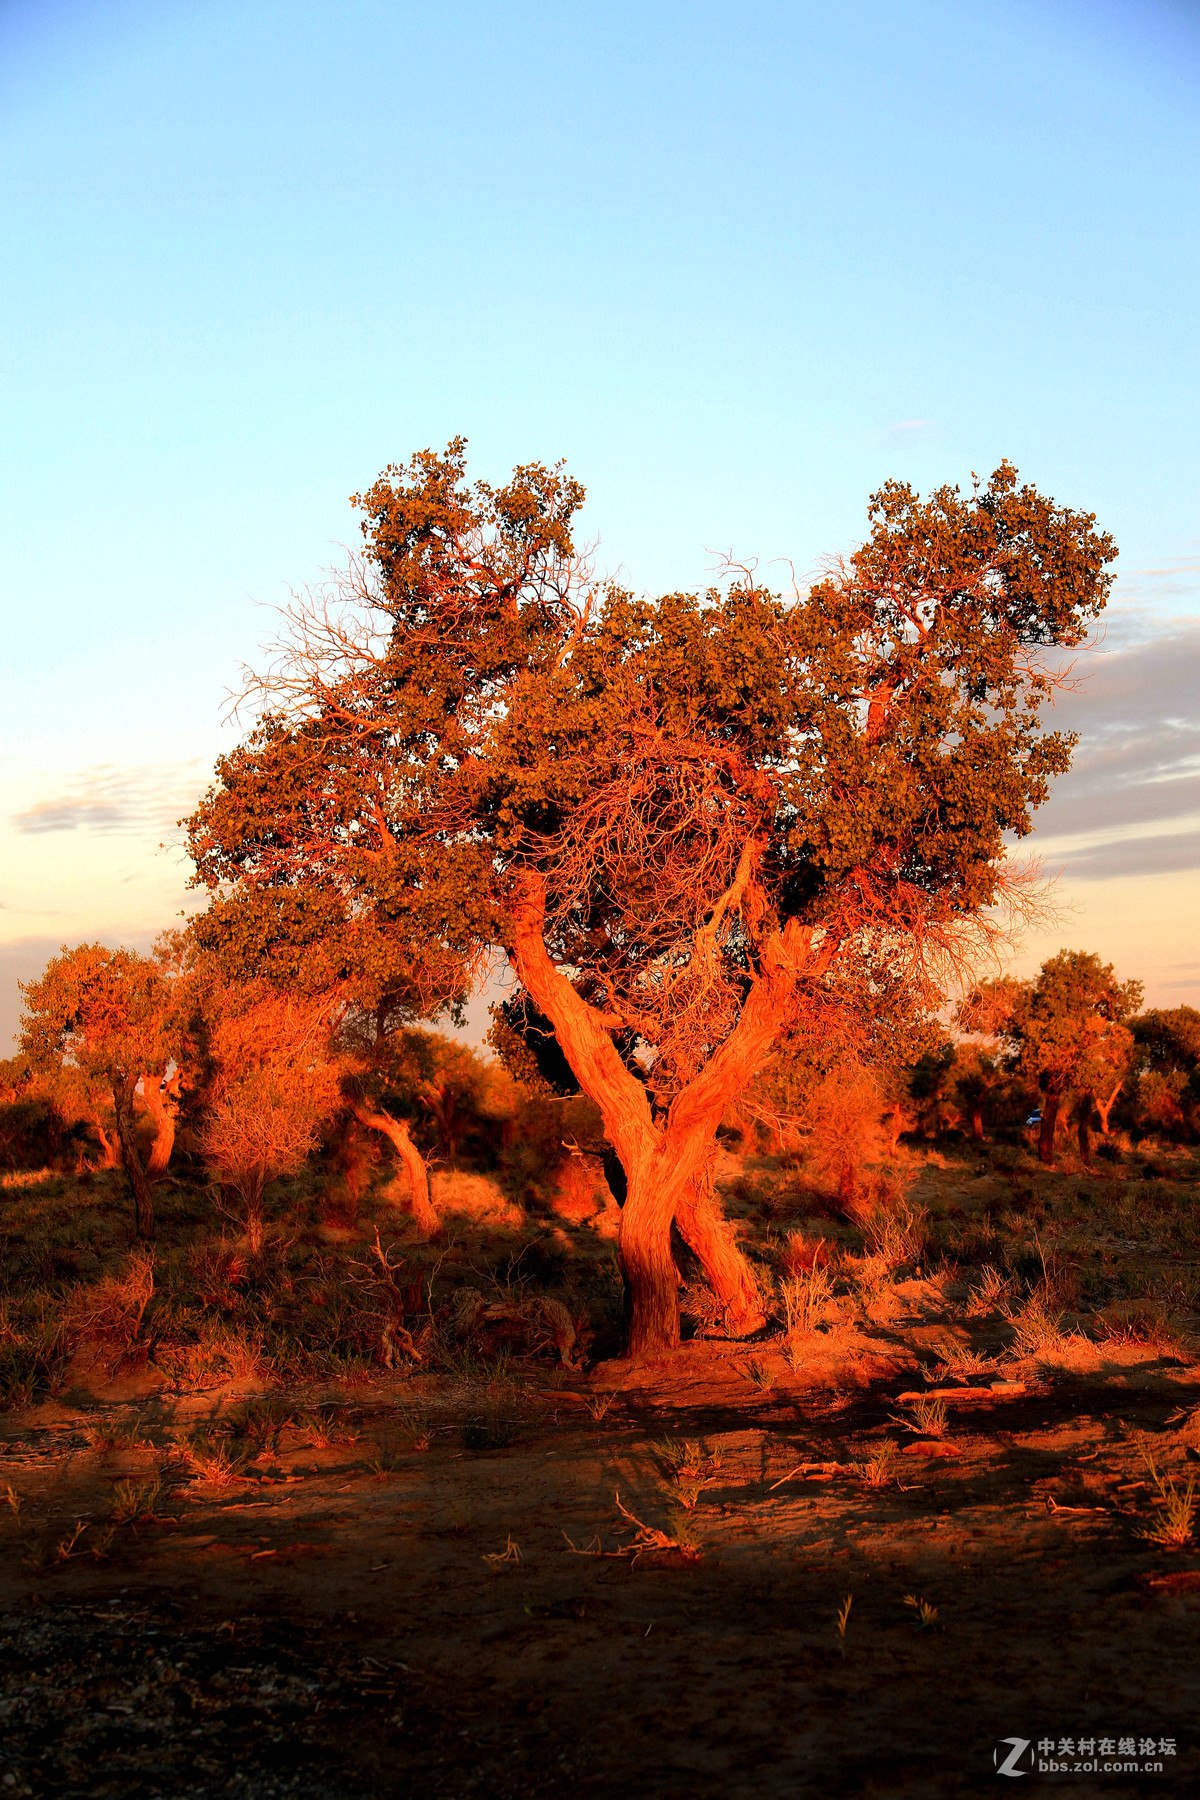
xmin=18 ymin=943 xmax=190 ymax=1235
xmin=961 ymin=949 xmax=1143 ymax=1162
xmin=186 ymin=441 xmax=1116 ymax=1350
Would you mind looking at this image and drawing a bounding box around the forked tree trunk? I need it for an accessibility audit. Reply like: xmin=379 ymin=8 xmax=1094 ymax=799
xmin=140 ymin=1071 xmax=178 ymax=1179
xmin=509 ymin=865 xmax=814 ymax=1356
xmin=1038 ymin=1089 xmax=1061 ymax=1166
xmin=351 ymin=1102 xmax=440 ymax=1234
xmin=113 ymin=1073 xmax=155 ymax=1239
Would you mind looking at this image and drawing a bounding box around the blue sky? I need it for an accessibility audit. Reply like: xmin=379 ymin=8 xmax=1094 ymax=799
xmin=2 ymin=0 xmax=1199 ymax=1045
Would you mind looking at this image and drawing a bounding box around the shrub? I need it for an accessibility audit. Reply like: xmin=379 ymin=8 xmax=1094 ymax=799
xmin=801 ymin=1065 xmax=890 ymax=1218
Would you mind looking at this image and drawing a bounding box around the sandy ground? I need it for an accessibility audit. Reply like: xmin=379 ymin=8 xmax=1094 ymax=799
xmin=3 ymin=1319 xmax=1199 ymax=1799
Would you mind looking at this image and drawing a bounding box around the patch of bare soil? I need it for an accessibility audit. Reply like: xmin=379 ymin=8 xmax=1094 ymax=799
xmin=3 ymin=1342 xmax=1199 ymax=1799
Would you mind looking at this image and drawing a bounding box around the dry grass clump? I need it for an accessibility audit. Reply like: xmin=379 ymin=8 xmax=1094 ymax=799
xmin=187 ymin=1239 xmax=249 ymax=1311
xmin=1138 ymin=1449 xmax=1197 ymax=1549
xmin=231 ymin=1396 xmax=295 ymax=1452
xmin=62 ymin=1248 xmax=154 ymax=1351
xmin=777 ymin=1261 xmax=843 ymax=1368
xmin=177 ymin=1431 xmax=247 ymax=1485
xmin=863 ymin=1201 xmax=928 ymax=1273
xmin=1095 ymin=1302 xmax=1191 ymax=1359
xmin=930 ymin=1340 xmax=995 ymax=1383
xmin=297 ymin=1402 xmax=360 ymax=1448
xmin=655 ymin=1438 xmax=723 ymax=1509
xmin=780 ymin=1263 xmax=835 ymax=1333
xmin=777 ymin=1230 xmax=832 ymax=1278
xmin=84 ymin=1413 xmax=151 ymax=1452
xmin=108 ymin=1474 xmax=164 ymax=1524
xmin=904 ymin=1594 xmax=939 ymax=1630
xmin=162 ymin=1321 xmax=268 ymax=1386
xmin=852 ymin=1439 xmax=902 ymax=1487
xmin=888 ymin=1396 xmax=948 ymax=1438
xmin=965 ymin=1264 xmax=1011 ymax=1315
xmin=1002 ymin=1292 xmax=1077 ymax=1359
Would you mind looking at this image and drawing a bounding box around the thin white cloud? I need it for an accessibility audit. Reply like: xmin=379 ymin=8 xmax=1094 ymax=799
xmin=11 ymin=761 xmax=206 ymax=837
xmin=1026 ymin=620 xmax=1200 ymax=881
xmin=1050 ymin=828 xmax=1200 ymax=882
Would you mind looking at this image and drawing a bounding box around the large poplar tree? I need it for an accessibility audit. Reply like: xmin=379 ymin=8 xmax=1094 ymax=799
xmin=186 ymin=442 xmax=1115 ymax=1352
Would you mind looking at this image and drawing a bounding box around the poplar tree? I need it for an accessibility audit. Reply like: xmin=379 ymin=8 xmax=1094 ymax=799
xmin=187 ymin=443 xmax=1115 ymax=1351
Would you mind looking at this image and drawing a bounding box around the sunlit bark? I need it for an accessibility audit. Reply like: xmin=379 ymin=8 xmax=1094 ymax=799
xmin=113 ymin=1073 xmax=155 ymax=1238
xmin=351 ymin=1101 xmax=440 ymax=1234
xmin=141 ymin=1070 xmax=179 ymax=1179
xmin=510 ymin=868 xmax=799 ymax=1353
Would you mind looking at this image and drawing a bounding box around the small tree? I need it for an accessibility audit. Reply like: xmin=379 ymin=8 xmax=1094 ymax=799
xmin=187 ymin=445 xmax=1115 ymax=1352
xmin=199 ymin=989 xmax=341 ymax=1247
xmin=962 ymin=951 xmax=1142 ymax=1163
xmin=18 ymin=944 xmax=188 ymax=1236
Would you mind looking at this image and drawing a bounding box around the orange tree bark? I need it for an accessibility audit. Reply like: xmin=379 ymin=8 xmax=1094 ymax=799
xmin=1095 ymin=1078 xmax=1122 ymax=1135
xmin=94 ymin=1122 xmax=123 ymax=1170
xmin=511 ymin=869 xmax=813 ymax=1353
xmin=351 ymin=1101 xmax=440 ymax=1234
xmin=113 ymin=1073 xmax=155 ymax=1239
xmin=140 ymin=1071 xmax=178 ymax=1179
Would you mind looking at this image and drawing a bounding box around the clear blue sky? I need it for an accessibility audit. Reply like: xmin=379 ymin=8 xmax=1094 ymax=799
xmin=2 ymin=0 xmax=1199 ymax=1045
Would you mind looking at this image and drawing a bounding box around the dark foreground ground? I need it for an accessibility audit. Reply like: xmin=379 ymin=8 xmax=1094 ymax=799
xmin=3 ymin=1345 xmax=1198 ymax=1800
xmin=4 ymin=1143 xmax=1200 ymax=1796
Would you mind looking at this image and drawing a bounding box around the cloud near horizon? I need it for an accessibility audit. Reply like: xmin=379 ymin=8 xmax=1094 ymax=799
xmin=1026 ymin=621 xmax=1200 ymax=881
xmin=11 ymin=761 xmax=206 ymax=837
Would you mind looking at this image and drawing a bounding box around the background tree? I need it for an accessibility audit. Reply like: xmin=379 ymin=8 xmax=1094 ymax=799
xmin=17 ymin=944 xmax=189 ymax=1236
xmin=1130 ymin=1005 xmax=1200 ymax=1140
xmin=0 ymin=1053 xmax=79 ymax=1172
xmin=961 ymin=951 xmax=1142 ymax=1163
xmin=187 ymin=444 xmax=1115 ymax=1353
xmin=951 ymin=1043 xmax=1006 ymax=1142
xmin=199 ymin=986 xmax=341 ymax=1250
xmin=333 ymin=1003 xmax=449 ymax=1234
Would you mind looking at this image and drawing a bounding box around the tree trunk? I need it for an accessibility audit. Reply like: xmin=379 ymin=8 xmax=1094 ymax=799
xmin=1077 ymin=1093 xmax=1094 ymax=1162
xmin=113 ymin=1073 xmax=155 ymax=1239
xmin=1096 ymin=1079 xmax=1122 ymax=1135
xmin=620 ymin=1160 xmax=683 ymax=1356
xmin=94 ymin=1122 xmax=122 ymax=1170
xmin=1038 ymin=1090 xmax=1061 ymax=1166
xmin=971 ymin=1107 xmax=983 ymax=1142
xmin=673 ymin=1159 xmax=766 ymax=1338
xmin=351 ymin=1102 xmax=439 ymax=1234
xmin=423 ymin=1084 xmax=460 ymax=1161
xmin=140 ymin=1071 xmax=178 ymax=1179
xmin=509 ymin=865 xmax=817 ymax=1355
